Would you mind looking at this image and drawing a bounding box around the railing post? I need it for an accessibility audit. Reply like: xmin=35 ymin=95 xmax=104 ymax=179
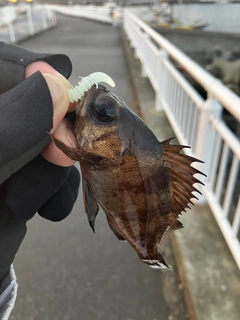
xmin=155 ymin=49 xmax=168 ymax=111
xmin=134 ymin=46 xmax=139 ymax=59
xmin=52 ymin=10 xmax=57 ymax=26
xmin=141 ymin=33 xmax=149 ymax=78
xmin=8 ymin=21 xmax=16 ymax=43
xmin=41 ymin=9 xmax=48 ymax=30
xmin=26 ymin=5 xmax=34 ymax=35
xmin=194 ymin=95 xmax=222 ymax=193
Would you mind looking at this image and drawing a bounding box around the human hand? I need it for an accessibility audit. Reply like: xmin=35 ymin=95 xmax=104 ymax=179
xmin=0 ymin=41 xmax=81 ymax=183
xmin=25 ymin=60 xmax=78 ymax=166
xmin=0 ymin=42 xmax=81 ymax=281
xmin=0 ymin=40 xmax=81 ymax=220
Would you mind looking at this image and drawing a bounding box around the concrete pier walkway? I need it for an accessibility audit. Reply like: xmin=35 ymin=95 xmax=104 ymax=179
xmin=9 ymin=15 xmax=188 ymax=320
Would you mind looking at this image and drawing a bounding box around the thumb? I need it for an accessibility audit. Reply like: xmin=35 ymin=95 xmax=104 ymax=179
xmin=43 ymin=73 xmax=73 ymax=133
xmin=41 ymin=73 xmax=77 ymax=166
xmin=41 ymin=118 xmax=77 ymax=166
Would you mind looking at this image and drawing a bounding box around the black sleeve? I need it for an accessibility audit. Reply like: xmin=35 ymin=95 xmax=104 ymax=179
xmin=0 ymin=72 xmax=53 ymax=185
xmin=0 ymin=41 xmax=72 ymax=94
xmin=0 ymin=42 xmax=80 ymax=282
xmin=0 ymin=218 xmax=27 ymax=283
xmin=0 ymin=161 xmax=80 ymax=281
xmin=0 ymin=41 xmax=73 ymax=185
xmin=3 ymin=156 xmax=80 ymax=222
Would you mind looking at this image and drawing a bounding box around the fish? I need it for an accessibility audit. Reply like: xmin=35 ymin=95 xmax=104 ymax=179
xmin=51 ymin=84 xmax=205 ymax=269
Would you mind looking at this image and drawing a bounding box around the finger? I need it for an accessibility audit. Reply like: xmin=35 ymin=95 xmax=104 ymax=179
xmin=42 ymin=73 xmax=71 ymax=133
xmin=26 ymin=61 xmax=78 ymax=167
xmin=41 ymin=118 xmax=77 ymax=166
xmin=25 ymin=61 xmax=77 ymax=112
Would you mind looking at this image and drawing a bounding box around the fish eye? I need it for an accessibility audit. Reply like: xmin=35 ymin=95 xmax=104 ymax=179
xmin=90 ymin=96 xmax=118 ymax=124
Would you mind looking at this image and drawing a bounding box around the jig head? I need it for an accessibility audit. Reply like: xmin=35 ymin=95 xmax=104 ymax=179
xmin=68 ymin=72 xmax=115 ymax=102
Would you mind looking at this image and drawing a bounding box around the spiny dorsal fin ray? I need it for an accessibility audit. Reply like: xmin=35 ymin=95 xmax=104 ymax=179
xmin=161 ymin=138 xmax=205 ymax=219
xmin=170 ymin=171 xmax=204 ymax=192
xmin=165 ymin=154 xmax=205 ymax=177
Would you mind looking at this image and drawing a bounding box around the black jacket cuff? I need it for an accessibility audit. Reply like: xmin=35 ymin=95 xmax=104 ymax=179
xmin=0 ymin=41 xmax=72 ymax=94
xmin=0 ymin=72 xmax=53 ymax=184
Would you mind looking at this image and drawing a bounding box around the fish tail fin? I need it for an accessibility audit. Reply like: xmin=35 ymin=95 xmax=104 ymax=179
xmin=140 ymin=251 xmax=169 ymax=269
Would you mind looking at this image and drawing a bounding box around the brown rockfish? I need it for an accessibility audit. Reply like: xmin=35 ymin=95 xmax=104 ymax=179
xmin=52 ymin=84 xmax=205 ymax=269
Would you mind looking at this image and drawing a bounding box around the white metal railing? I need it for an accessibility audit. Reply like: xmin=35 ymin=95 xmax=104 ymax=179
xmin=47 ymin=5 xmax=114 ymax=24
xmin=0 ymin=5 xmax=56 ymax=44
xmin=123 ymin=9 xmax=240 ymax=269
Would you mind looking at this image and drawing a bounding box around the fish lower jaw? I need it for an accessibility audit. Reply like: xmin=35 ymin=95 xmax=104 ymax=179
xmin=142 ymin=259 xmax=168 ymax=269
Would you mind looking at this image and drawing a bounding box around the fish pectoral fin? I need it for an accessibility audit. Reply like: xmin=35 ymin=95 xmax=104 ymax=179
xmin=82 ymin=178 xmax=99 ymax=233
xmin=160 ymin=138 xmax=206 ymax=217
xmin=105 ymin=213 xmax=126 ymax=241
xmin=50 ymin=134 xmax=82 ymax=161
xmin=51 ymin=134 xmax=105 ymax=166
xmin=108 ymin=223 xmax=126 ymax=241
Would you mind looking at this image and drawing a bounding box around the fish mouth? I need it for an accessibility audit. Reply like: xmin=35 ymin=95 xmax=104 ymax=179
xmin=63 ymin=110 xmax=76 ymax=135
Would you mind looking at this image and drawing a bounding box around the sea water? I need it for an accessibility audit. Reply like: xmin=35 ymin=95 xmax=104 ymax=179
xmin=130 ymin=3 xmax=240 ymax=34
xmin=172 ymin=3 xmax=240 ymax=33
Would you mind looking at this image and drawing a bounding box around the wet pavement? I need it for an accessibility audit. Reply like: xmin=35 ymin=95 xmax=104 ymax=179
xmin=9 ymin=15 xmax=188 ymax=320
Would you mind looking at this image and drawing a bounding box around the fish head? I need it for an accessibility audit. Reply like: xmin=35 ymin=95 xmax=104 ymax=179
xmin=74 ymin=84 xmax=140 ymax=165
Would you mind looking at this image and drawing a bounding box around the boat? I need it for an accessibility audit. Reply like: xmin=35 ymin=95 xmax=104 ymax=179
xmin=143 ymin=1 xmax=208 ymax=31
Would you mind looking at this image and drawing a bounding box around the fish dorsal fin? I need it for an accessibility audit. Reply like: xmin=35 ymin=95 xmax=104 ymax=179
xmin=82 ymin=178 xmax=99 ymax=233
xmin=161 ymin=138 xmax=205 ymax=218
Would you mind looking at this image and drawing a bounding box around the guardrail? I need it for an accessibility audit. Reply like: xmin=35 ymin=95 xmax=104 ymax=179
xmin=123 ymin=9 xmax=240 ymax=269
xmin=47 ymin=4 xmax=114 ymax=24
xmin=0 ymin=5 xmax=56 ymax=43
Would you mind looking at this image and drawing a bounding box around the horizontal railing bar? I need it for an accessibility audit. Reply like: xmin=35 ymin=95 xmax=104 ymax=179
xmin=125 ymin=9 xmax=240 ymax=122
